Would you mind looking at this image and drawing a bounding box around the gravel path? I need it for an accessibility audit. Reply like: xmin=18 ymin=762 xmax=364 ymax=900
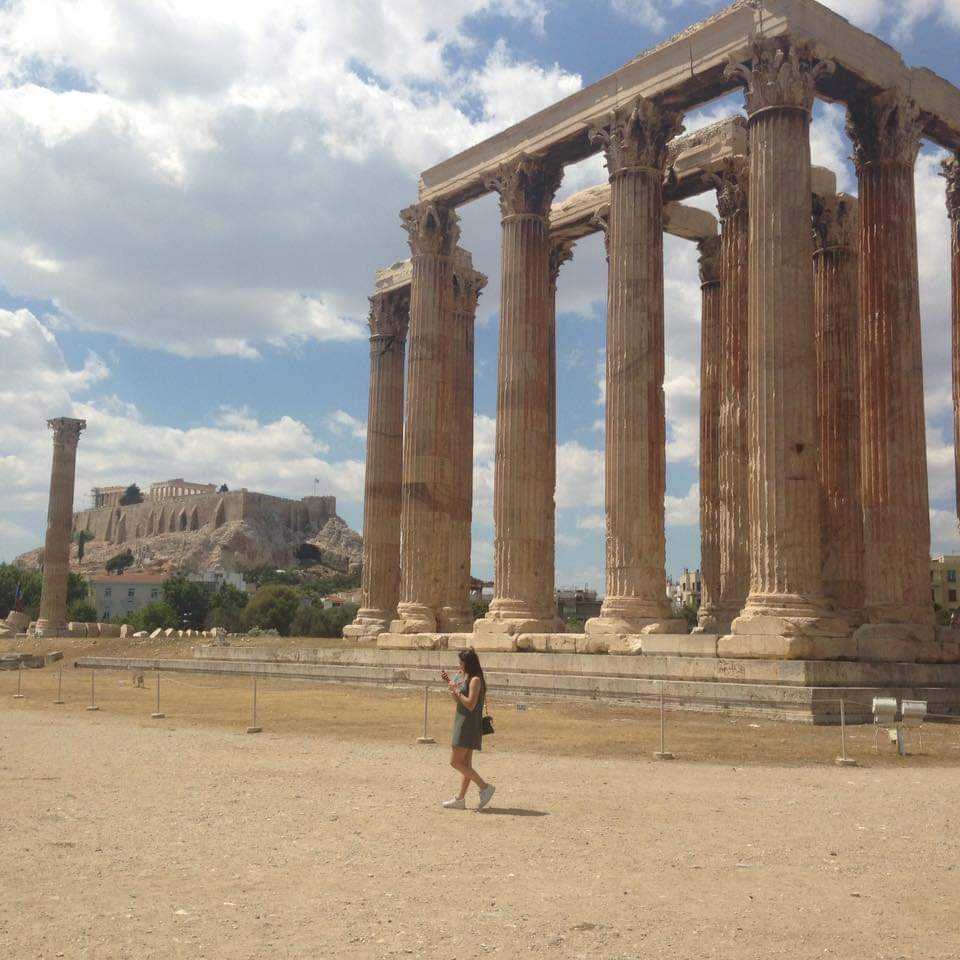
xmin=1 ymin=705 xmax=958 ymax=959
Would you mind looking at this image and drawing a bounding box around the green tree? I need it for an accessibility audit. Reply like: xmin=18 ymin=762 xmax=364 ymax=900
xmin=75 ymin=529 xmax=94 ymax=561
xmin=290 ymin=602 xmax=358 ymax=638
xmin=67 ymin=600 xmax=98 ymax=623
xmin=105 ymin=549 xmax=135 ymax=575
xmin=119 ymin=483 xmax=144 ymax=505
xmin=128 ymin=601 xmax=179 ymax=632
xmin=207 ymin=583 xmax=248 ymax=632
xmin=162 ymin=575 xmax=212 ymax=629
xmin=0 ymin=564 xmax=43 ymax=619
xmin=242 ymin=584 xmax=301 ymax=636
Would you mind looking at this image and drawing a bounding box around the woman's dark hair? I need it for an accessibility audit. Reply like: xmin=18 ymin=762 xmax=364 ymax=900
xmin=458 ymin=646 xmax=485 ymax=685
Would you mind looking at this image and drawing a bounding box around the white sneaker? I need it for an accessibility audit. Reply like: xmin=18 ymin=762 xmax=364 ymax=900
xmin=441 ymin=797 xmax=465 ymax=810
xmin=476 ymin=784 xmax=495 ymax=811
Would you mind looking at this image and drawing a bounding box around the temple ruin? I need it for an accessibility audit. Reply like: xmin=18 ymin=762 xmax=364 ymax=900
xmin=347 ymin=0 xmax=960 ymax=670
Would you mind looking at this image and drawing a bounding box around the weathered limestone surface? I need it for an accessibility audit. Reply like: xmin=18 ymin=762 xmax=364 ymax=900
xmin=345 ymin=291 xmax=409 ymax=640
xmin=441 ymin=260 xmax=485 ymax=632
xmin=391 ymin=202 xmax=459 ymax=634
xmin=585 ymin=98 xmax=686 ymax=637
xmin=476 ymin=155 xmax=565 ymax=636
xmin=712 ymin=156 xmax=750 ymax=632
xmin=724 ymin=39 xmax=850 ymax=657
xmin=944 ymin=155 xmax=960 ymax=524
xmin=812 ymin=192 xmax=864 ymax=625
xmin=36 ymin=418 xmax=86 ymax=638
xmin=694 ymin=235 xmax=723 ymax=634
xmin=846 ymin=89 xmax=937 ymax=657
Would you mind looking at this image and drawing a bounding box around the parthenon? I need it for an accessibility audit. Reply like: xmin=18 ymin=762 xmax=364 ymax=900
xmin=346 ymin=0 xmax=960 ymax=667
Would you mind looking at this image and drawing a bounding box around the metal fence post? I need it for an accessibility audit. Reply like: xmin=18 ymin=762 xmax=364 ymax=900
xmin=12 ymin=663 xmax=24 ymax=699
xmin=835 ymin=697 xmax=857 ymax=766
xmin=417 ymin=685 xmax=436 ymax=744
xmin=653 ymin=680 xmax=674 ymax=760
xmin=86 ymin=670 xmax=99 ymax=711
xmin=53 ymin=666 xmax=64 ymax=705
xmin=246 ymin=675 xmax=262 ymax=734
xmin=150 ymin=666 xmax=165 ymax=719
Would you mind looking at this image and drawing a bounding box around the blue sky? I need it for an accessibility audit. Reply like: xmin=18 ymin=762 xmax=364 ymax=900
xmin=1 ymin=0 xmax=959 ymax=591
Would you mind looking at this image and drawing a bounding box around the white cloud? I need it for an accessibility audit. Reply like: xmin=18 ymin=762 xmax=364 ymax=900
xmin=0 ymin=0 xmax=577 ymax=358
xmin=930 ymin=509 xmax=960 ymax=555
xmin=666 ymin=483 xmax=699 ymax=526
xmin=325 ymin=410 xmax=367 ymax=440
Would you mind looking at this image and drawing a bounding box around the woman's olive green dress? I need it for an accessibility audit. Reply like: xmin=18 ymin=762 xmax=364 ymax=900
xmin=452 ymin=676 xmax=485 ymax=751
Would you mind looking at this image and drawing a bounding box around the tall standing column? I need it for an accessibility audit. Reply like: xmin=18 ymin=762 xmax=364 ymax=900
xmin=477 ymin=154 xmax=564 ymax=635
xmin=943 ymin=155 xmax=960 ymax=527
xmin=694 ymin=235 xmax=723 ymax=633
xmin=585 ymin=97 xmax=686 ymax=637
xmin=846 ymin=90 xmax=936 ymax=659
xmin=344 ymin=290 xmax=409 ymax=640
xmin=391 ymin=202 xmax=459 ymax=635
xmin=36 ymin=417 xmax=86 ymax=638
xmin=812 ymin=193 xmax=864 ymax=625
xmin=724 ymin=38 xmax=850 ymax=659
xmin=712 ymin=157 xmax=750 ymax=633
xmin=440 ymin=256 xmax=486 ymax=632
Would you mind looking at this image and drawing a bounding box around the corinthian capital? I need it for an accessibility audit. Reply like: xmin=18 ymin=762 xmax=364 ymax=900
xmin=453 ymin=269 xmax=488 ymax=309
xmin=484 ymin=153 xmax=563 ymax=219
xmin=697 ymin=236 xmax=721 ymax=286
xmin=846 ymin=89 xmax=923 ymax=172
xmin=708 ymin=156 xmax=749 ymax=221
xmin=942 ymin=154 xmax=960 ymax=222
xmin=725 ymin=37 xmax=833 ymax=118
xmin=811 ymin=193 xmax=859 ymax=253
xmin=589 ymin=97 xmax=685 ymax=177
xmin=549 ymin=238 xmax=576 ymax=285
xmin=368 ymin=290 xmax=410 ymax=342
xmin=400 ymin=202 xmax=460 ymax=258
xmin=47 ymin=417 xmax=86 ymax=445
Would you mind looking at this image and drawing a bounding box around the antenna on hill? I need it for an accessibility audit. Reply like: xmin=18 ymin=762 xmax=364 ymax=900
xmin=314 ymin=477 xmax=319 ymax=497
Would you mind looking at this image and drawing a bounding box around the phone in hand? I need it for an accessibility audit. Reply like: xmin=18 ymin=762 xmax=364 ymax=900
xmin=440 ymin=669 xmax=450 ymax=683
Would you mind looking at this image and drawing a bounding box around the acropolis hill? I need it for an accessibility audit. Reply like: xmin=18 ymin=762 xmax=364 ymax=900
xmin=15 ymin=478 xmax=362 ymax=578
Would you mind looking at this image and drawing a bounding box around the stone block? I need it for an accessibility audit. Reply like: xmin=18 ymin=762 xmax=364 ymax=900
xmin=133 ymin=631 xmax=149 ymax=638
xmin=67 ymin=622 xmax=88 ymax=638
xmin=85 ymin=622 xmax=101 ymax=638
xmin=470 ymin=633 xmax=517 ymax=653
xmin=45 ymin=651 xmax=63 ymax=664
xmin=377 ymin=632 xmax=442 ymax=651
xmin=120 ymin=624 xmax=131 ymax=639
xmin=718 ymin=633 xmax=857 ymax=660
xmin=731 ymin=614 xmax=851 ymax=638
xmin=163 ymin=628 xmax=175 ymax=638
xmin=518 ymin=633 xmax=578 ymax=654
xmin=4 ymin=610 xmax=30 ymax=633
xmin=641 ymin=634 xmax=719 ymax=657
xmin=99 ymin=623 xmax=120 ymax=638
xmin=0 ymin=625 xmax=13 ymax=640
xmin=149 ymin=628 xmax=162 ymax=639
xmin=475 ymin=617 xmax=562 ymax=637
xmin=855 ymin=623 xmax=940 ymax=663
xmin=607 ymin=636 xmax=645 ymax=655
xmin=575 ymin=636 xmax=609 ymax=654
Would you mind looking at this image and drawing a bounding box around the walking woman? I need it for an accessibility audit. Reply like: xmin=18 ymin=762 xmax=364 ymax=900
xmin=440 ymin=647 xmax=495 ymax=811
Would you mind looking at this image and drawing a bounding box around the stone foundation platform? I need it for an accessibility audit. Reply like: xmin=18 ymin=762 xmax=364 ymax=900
xmin=68 ymin=644 xmax=960 ymax=724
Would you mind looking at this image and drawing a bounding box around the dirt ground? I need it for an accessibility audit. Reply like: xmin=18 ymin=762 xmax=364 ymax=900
xmin=2 ymin=653 xmax=960 ymax=960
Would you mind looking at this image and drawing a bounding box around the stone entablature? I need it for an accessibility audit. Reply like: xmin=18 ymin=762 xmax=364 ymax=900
xmin=73 ymin=489 xmax=337 ymax=545
xmin=149 ymin=479 xmax=217 ymax=501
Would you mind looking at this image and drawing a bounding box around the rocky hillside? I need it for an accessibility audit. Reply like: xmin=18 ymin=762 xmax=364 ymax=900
xmin=16 ymin=514 xmax=362 ymax=579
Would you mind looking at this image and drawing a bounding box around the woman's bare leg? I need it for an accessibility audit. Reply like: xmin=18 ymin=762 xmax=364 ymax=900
xmin=460 ymin=748 xmax=488 ymax=792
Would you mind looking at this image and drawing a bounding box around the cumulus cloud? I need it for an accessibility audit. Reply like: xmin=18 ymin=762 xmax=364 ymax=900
xmin=0 ymin=0 xmax=578 ymax=358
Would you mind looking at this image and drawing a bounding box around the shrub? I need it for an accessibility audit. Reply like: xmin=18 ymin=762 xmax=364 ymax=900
xmin=242 ymin=585 xmax=301 ymax=636
xmin=67 ymin=600 xmax=98 ymax=623
xmin=290 ymin=602 xmax=359 ymax=638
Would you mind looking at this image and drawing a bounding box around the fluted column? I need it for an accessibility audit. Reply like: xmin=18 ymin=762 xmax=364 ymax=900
xmin=812 ymin=193 xmax=864 ymax=625
xmin=440 ymin=257 xmax=486 ymax=632
xmin=477 ymin=154 xmax=564 ymax=635
xmin=712 ymin=157 xmax=750 ymax=633
xmin=723 ymin=38 xmax=849 ymax=658
xmin=585 ymin=97 xmax=686 ymax=637
xmin=344 ymin=291 xmax=409 ymax=640
xmin=36 ymin=417 xmax=86 ymax=637
xmin=846 ymin=90 xmax=936 ymax=658
xmin=694 ymin=236 xmax=723 ymax=633
xmin=391 ymin=202 xmax=459 ymax=634
xmin=944 ymin=156 xmax=960 ymax=527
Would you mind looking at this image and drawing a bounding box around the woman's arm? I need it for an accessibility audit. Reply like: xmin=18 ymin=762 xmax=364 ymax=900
xmin=446 ymin=675 xmax=482 ymax=710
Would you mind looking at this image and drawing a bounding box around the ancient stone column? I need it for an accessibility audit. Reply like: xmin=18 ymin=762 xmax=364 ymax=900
xmin=440 ymin=256 xmax=486 ymax=632
xmin=812 ymin=192 xmax=864 ymax=625
xmin=712 ymin=157 xmax=750 ymax=634
xmin=390 ymin=202 xmax=459 ymax=635
xmin=476 ymin=154 xmax=564 ymax=635
xmin=36 ymin=417 xmax=86 ymax=637
xmin=723 ymin=38 xmax=849 ymax=658
xmin=944 ymin=155 xmax=960 ymax=527
xmin=344 ymin=290 xmax=409 ymax=640
xmin=694 ymin=235 xmax=723 ymax=634
xmin=846 ymin=90 xmax=936 ymax=659
xmin=585 ymin=97 xmax=686 ymax=637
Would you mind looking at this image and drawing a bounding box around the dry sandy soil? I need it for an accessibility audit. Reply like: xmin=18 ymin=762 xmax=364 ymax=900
xmin=2 ymin=652 xmax=960 ymax=959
